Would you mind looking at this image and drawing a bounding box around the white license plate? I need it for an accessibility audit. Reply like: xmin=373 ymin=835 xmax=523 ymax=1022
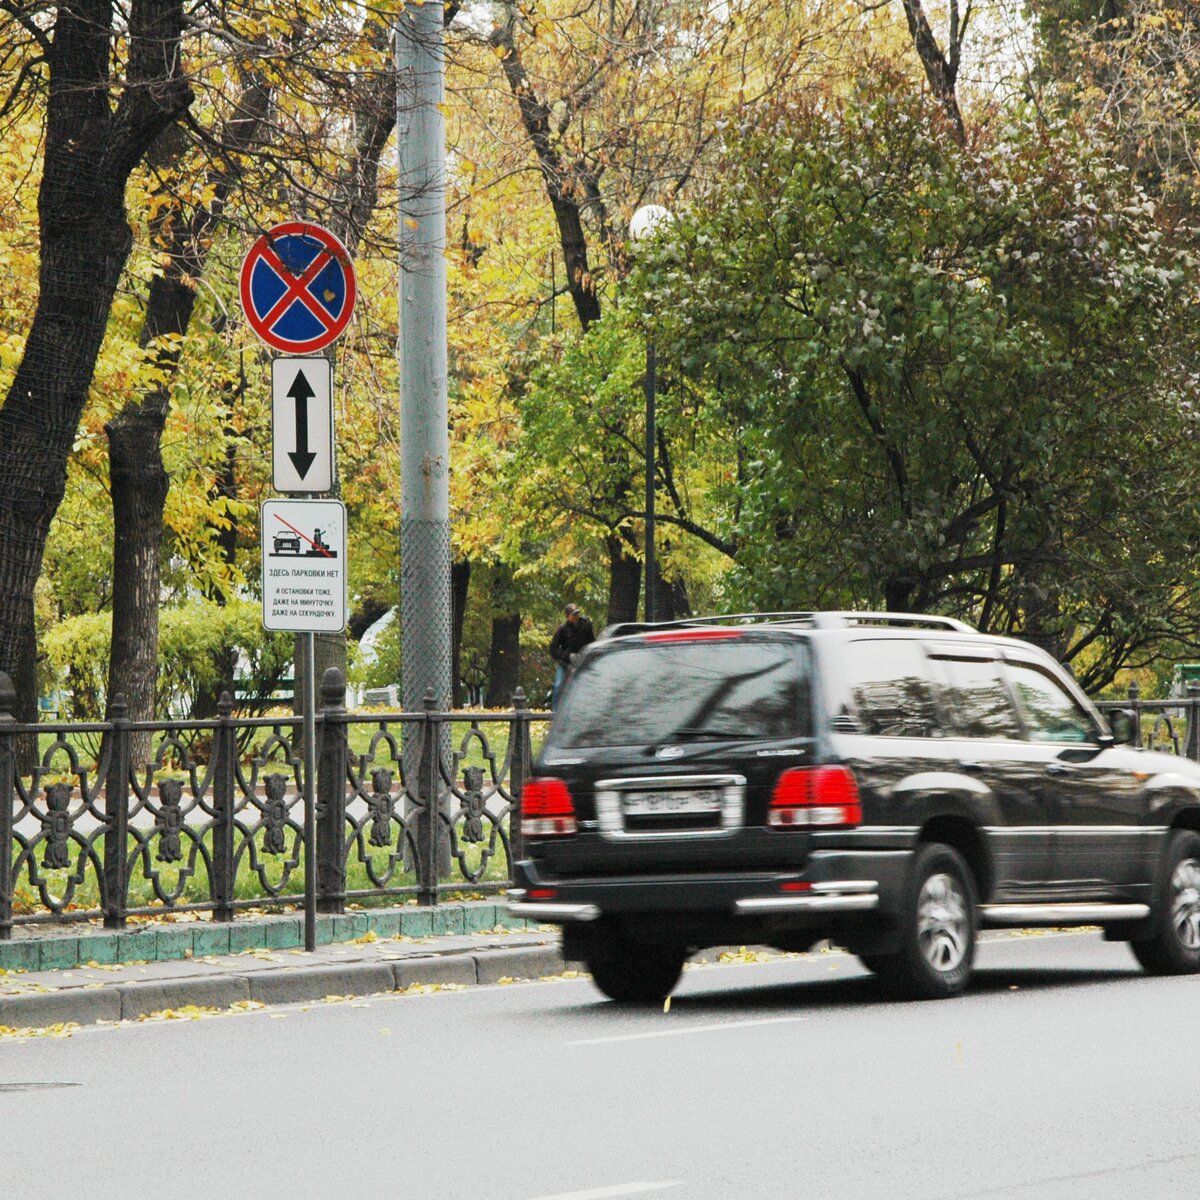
xmin=622 ymin=789 xmax=723 ymax=816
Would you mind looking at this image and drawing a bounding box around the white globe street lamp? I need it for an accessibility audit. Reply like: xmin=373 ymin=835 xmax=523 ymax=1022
xmin=629 ymin=204 xmax=673 ymax=624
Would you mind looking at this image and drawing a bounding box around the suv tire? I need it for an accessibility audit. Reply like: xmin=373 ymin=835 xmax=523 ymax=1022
xmin=1130 ymin=830 xmax=1200 ymax=976
xmin=586 ymin=934 xmax=687 ymax=1003
xmin=861 ymin=842 xmax=977 ymax=1000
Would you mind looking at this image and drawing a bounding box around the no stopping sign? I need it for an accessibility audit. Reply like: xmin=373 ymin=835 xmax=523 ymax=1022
xmin=240 ymin=222 xmax=357 ymax=354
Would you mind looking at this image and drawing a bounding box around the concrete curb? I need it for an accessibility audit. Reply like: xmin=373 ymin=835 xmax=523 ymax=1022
xmin=0 ymin=941 xmax=568 ymax=1032
xmin=0 ymin=900 xmax=534 ymax=974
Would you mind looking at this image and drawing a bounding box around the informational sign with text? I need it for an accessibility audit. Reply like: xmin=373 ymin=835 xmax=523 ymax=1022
xmin=260 ymin=499 xmax=347 ymax=632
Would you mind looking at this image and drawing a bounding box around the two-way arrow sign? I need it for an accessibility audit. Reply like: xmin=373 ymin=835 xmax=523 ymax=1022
xmin=271 ymin=357 xmax=333 ymax=493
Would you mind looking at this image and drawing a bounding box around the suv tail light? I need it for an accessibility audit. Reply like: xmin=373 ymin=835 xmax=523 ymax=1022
xmin=769 ymin=766 xmax=861 ymax=829
xmin=520 ymin=778 xmax=578 ymax=837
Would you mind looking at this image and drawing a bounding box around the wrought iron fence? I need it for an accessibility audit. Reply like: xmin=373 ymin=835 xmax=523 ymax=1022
xmin=1094 ymin=681 xmax=1200 ymax=760
xmin=5 ymin=669 xmax=1199 ymax=937
xmin=0 ymin=668 xmax=549 ymax=939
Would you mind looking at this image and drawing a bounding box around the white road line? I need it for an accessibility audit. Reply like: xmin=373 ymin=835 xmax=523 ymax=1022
xmin=568 ymin=1014 xmax=808 ymax=1046
xmin=525 ymin=1184 xmax=681 ymax=1200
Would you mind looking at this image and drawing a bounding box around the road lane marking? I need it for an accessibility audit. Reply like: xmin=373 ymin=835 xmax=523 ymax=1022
xmin=525 ymin=1184 xmax=681 ymax=1200
xmin=568 ymin=1014 xmax=808 ymax=1046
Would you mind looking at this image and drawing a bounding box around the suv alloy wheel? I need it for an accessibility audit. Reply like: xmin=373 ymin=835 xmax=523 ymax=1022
xmin=1131 ymin=830 xmax=1200 ymax=975
xmin=862 ymin=843 xmax=978 ymax=1000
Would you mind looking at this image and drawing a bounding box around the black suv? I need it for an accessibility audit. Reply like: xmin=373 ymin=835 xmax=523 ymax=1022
xmin=508 ymin=612 xmax=1200 ymax=1001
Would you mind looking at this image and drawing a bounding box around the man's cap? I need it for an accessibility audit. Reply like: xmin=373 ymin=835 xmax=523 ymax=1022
xmin=564 ymin=603 xmax=581 ymax=616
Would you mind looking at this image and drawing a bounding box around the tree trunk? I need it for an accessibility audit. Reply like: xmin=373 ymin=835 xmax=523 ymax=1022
xmin=899 ymin=0 xmax=967 ymax=145
xmin=451 ymin=558 xmax=471 ymax=706
xmin=484 ymin=612 xmax=521 ymax=708
xmin=606 ymin=533 xmax=642 ymax=626
xmin=884 ymin=577 xmax=915 ymax=612
xmin=0 ymin=0 xmax=191 ymax=723
xmin=106 ymin=404 xmax=169 ymax=763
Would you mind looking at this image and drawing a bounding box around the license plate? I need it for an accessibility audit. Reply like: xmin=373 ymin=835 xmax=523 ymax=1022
xmin=622 ymin=788 xmax=723 ymax=816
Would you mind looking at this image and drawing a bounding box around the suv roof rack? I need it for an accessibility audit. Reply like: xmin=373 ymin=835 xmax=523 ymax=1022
xmin=602 ymin=611 xmax=976 ymax=639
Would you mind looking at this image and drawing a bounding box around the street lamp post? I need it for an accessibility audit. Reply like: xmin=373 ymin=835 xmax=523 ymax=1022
xmin=629 ymin=204 xmax=672 ymax=625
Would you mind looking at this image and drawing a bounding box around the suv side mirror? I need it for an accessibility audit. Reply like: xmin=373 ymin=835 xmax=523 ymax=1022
xmin=1106 ymin=709 xmax=1137 ymax=746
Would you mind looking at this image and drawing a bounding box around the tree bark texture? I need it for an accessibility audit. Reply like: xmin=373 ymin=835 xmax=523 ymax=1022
xmin=0 ymin=0 xmax=190 ymax=723
xmin=899 ymin=0 xmax=967 ymax=145
xmin=107 ymin=407 xmax=169 ymax=743
xmin=606 ymin=533 xmax=642 ymax=626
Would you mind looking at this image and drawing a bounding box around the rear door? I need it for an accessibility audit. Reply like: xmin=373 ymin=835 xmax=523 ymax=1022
xmin=835 ymin=637 xmax=957 ymax=843
xmin=925 ymin=645 xmax=1056 ymax=895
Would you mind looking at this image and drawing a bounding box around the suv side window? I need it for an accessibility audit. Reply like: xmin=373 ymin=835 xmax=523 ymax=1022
xmin=845 ymin=639 xmax=938 ymax=737
xmin=930 ymin=653 xmax=1022 ymax=740
xmin=1005 ymin=659 xmax=1097 ymax=744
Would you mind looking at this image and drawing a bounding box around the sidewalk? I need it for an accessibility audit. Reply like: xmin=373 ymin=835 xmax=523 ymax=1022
xmin=0 ymin=902 xmax=565 ymax=1032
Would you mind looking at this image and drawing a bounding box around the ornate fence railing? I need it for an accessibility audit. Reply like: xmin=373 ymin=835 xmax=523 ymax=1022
xmin=0 ymin=668 xmax=549 ymax=939
xmin=5 ymin=670 xmax=1199 ymax=936
xmin=1094 ymin=682 xmax=1200 ymax=760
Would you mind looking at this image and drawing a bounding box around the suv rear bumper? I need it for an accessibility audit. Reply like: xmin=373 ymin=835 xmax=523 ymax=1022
xmin=509 ymin=848 xmax=910 ymax=929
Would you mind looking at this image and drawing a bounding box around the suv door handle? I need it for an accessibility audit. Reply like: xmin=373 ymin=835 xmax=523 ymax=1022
xmin=959 ymin=760 xmax=985 ymax=773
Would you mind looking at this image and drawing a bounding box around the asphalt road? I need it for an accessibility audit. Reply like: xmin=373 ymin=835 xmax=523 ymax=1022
xmin=2 ymin=930 xmax=1197 ymax=1200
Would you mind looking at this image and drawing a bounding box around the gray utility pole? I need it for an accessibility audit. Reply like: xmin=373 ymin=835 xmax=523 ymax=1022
xmin=397 ymin=1 xmax=451 ymax=880
xmin=397 ymin=0 xmax=450 ymax=716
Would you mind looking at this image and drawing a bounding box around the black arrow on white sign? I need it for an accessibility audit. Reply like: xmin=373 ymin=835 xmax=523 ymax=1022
xmin=287 ymin=368 xmax=318 ymax=481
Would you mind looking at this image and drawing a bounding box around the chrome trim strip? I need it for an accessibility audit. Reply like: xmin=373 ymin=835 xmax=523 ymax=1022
xmin=504 ymin=888 xmax=527 ymax=900
xmin=507 ymin=902 xmax=601 ymax=922
xmin=594 ymin=774 xmax=748 ymax=788
xmin=811 ymin=880 xmax=878 ymax=894
xmin=594 ymin=774 xmax=747 ymax=841
xmin=982 ymin=827 xmax=1167 ymax=836
xmin=980 ymin=903 xmax=1150 ymax=924
xmin=735 ymin=894 xmax=880 ymax=914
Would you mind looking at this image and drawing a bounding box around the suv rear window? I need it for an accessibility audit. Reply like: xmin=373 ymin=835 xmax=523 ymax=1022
xmin=549 ymin=637 xmax=810 ymax=748
xmin=845 ymin=639 xmax=938 ymax=737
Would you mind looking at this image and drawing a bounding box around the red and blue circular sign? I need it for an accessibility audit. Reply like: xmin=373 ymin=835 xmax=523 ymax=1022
xmin=239 ymin=222 xmax=357 ymax=354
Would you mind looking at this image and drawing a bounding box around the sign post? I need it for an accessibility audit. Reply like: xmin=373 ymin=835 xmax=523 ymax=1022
xmin=243 ymin=221 xmax=356 ymax=953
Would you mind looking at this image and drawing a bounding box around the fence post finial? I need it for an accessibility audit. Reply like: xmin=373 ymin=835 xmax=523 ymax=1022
xmin=321 ymin=667 xmax=347 ymax=708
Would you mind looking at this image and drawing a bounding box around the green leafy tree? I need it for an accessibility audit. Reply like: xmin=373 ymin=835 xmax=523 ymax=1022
xmin=635 ymin=73 xmax=1200 ymax=687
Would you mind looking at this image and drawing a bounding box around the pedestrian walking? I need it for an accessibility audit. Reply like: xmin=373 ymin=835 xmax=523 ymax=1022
xmin=549 ymin=603 xmax=595 ymax=708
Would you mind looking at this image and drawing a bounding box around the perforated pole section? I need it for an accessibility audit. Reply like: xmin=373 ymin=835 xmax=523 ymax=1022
xmin=400 ymin=519 xmax=452 ymax=708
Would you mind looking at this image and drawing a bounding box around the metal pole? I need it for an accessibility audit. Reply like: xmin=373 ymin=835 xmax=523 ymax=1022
xmin=302 ymin=631 xmax=316 ymax=951
xmin=398 ymin=3 xmax=450 ymax=876
xmin=397 ymin=3 xmax=451 ymax=715
xmin=644 ymin=339 xmax=656 ymax=624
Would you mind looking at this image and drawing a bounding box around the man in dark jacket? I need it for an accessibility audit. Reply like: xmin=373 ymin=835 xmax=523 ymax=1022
xmin=549 ymin=603 xmax=595 ymax=708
